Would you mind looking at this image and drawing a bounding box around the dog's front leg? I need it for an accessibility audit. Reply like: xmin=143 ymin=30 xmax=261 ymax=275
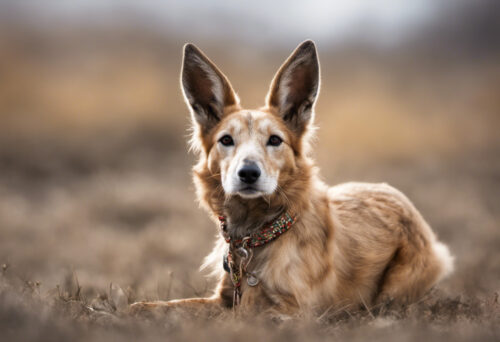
xmin=129 ymin=296 xmax=226 ymax=318
xmin=129 ymin=274 xmax=234 ymax=318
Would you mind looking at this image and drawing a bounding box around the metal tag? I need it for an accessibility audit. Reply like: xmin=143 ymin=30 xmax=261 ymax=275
xmin=246 ymin=273 xmax=259 ymax=287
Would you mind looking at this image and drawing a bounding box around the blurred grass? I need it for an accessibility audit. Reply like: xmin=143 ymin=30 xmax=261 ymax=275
xmin=0 ymin=8 xmax=499 ymax=341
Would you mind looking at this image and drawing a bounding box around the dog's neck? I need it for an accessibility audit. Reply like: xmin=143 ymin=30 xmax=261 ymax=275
xmin=221 ymin=196 xmax=286 ymax=239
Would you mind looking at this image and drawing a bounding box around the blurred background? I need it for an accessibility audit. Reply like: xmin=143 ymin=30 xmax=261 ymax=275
xmin=0 ymin=0 xmax=499 ymax=306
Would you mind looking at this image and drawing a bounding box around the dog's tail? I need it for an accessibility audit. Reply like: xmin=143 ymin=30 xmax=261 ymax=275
xmin=432 ymin=241 xmax=455 ymax=282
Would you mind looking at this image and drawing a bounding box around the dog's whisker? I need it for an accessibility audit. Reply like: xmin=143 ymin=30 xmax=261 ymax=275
xmin=207 ymin=172 xmax=221 ymax=180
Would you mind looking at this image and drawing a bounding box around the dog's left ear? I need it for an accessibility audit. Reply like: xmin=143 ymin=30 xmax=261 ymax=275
xmin=181 ymin=44 xmax=240 ymax=133
xmin=266 ymin=40 xmax=320 ymax=136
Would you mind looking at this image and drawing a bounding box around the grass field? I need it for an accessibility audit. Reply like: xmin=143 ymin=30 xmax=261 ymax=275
xmin=1 ymin=6 xmax=499 ymax=340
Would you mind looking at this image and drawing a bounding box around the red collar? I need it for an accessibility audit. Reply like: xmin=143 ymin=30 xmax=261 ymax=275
xmin=218 ymin=211 xmax=297 ymax=248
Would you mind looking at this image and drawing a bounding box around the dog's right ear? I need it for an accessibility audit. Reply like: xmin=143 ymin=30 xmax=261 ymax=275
xmin=181 ymin=44 xmax=239 ymax=132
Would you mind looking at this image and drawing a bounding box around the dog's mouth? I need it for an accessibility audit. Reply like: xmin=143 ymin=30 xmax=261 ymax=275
xmin=237 ymin=186 xmax=263 ymax=198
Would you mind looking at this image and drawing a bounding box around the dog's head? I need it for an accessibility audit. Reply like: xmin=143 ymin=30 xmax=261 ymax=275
xmin=181 ymin=41 xmax=319 ymax=200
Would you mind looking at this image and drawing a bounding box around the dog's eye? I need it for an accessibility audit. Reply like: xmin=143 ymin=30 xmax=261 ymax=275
xmin=267 ymin=135 xmax=283 ymax=146
xmin=219 ymin=135 xmax=234 ymax=146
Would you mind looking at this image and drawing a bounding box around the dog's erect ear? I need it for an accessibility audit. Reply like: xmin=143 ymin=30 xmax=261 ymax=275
xmin=181 ymin=44 xmax=239 ymax=132
xmin=266 ymin=40 xmax=320 ymax=136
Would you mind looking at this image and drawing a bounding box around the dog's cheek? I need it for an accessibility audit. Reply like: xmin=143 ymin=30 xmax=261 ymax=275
xmin=270 ymin=155 xmax=284 ymax=180
xmin=207 ymin=149 xmax=222 ymax=175
xmin=263 ymin=150 xmax=285 ymax=188
xmin=219 ymin=160 xmax=232 ymax=186
xmin=212 ymin=149 xmax=234 ymax=188
xmin=279 ymin=149 xmax=298 ymax=183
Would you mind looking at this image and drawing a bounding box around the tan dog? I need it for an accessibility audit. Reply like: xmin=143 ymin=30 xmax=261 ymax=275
xmin=131 ymin=40 xmax=454 ymax=317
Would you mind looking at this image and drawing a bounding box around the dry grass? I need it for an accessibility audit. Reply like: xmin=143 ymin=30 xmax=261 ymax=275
xmin=1 ymin=266 xmax=499 ymax=342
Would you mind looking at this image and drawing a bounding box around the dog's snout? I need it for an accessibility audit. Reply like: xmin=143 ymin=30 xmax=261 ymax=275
xmin=238 ymin=162 xmax=261 ymax=184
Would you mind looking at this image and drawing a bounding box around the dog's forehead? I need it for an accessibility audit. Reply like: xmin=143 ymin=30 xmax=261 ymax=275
xmin=221 ymin=110 xmax=279 ymax=134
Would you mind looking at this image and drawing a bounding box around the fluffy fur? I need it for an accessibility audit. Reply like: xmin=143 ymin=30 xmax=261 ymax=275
xmin=130 ymin=40 xmax=453 ymax=317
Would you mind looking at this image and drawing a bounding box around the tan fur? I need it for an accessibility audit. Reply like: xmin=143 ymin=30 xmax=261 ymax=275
xmin=130 ymin=41 xmax=453 ymax=317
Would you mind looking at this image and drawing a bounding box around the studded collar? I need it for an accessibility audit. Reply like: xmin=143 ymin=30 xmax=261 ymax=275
xmin=218 ymin=211 xmax=296 ymax=248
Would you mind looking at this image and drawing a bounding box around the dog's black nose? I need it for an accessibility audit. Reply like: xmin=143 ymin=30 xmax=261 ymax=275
xmin=238 ymin=163 xmax=261 ymax=184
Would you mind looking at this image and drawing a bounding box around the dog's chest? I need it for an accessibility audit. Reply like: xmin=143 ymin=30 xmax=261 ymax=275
xmin=243 ymin=241 xmax=320 ymax=306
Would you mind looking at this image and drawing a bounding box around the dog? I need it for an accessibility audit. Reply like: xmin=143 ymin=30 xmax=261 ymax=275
xmin=130 ymin=40 xmax=454 ymax=317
